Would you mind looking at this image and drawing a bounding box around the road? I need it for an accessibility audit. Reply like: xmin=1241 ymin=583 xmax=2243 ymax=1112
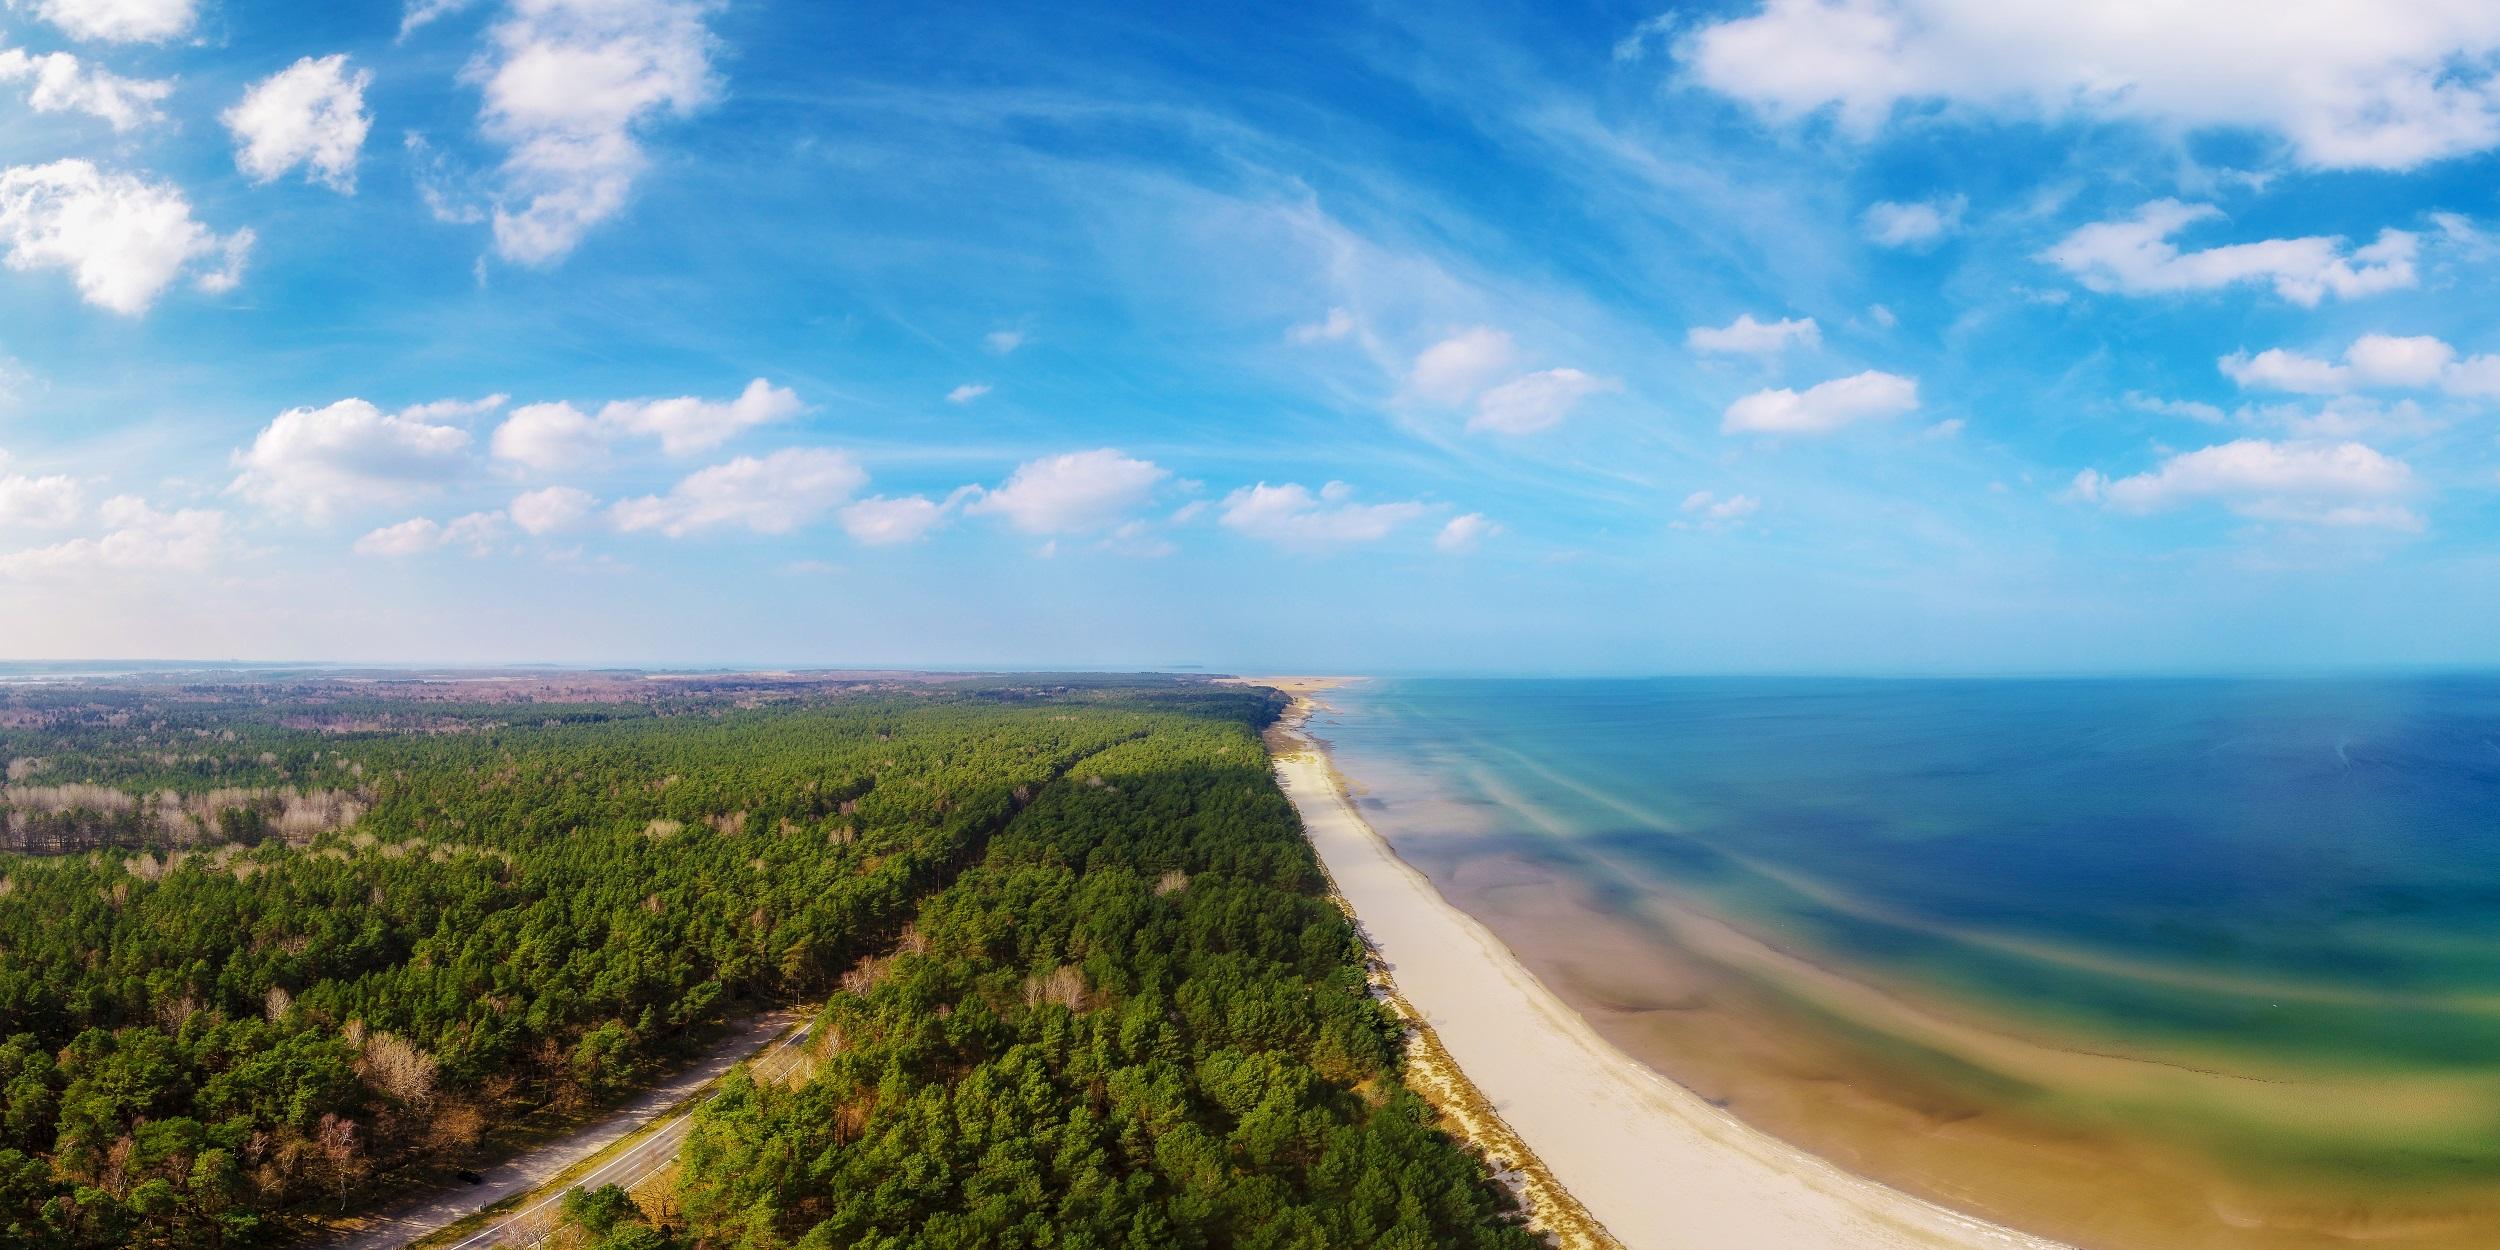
xmin=333 ymin=1011 xmax=812 ymax=1250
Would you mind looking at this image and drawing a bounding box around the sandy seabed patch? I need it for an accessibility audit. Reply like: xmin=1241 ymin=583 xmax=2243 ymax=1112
xmin=1266 ymin=702 xmax=2068 ymax=1250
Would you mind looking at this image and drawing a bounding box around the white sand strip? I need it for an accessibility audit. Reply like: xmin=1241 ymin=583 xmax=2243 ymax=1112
xmin=1271 ymin=725 xmax=2071 ymax=1250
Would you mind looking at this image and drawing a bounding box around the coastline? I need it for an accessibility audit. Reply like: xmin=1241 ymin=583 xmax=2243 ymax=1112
xmin=1261 ymin=684 xmax=2068 ymax=1250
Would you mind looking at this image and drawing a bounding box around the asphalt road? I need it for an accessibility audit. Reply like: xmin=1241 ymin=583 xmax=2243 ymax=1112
xmin=333 ymin=1011 xmax=811 ymax=1250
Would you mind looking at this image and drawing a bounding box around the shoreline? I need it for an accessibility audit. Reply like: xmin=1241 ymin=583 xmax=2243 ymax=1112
xmin=1261 ymin=686 xmax=2069 ymax=1250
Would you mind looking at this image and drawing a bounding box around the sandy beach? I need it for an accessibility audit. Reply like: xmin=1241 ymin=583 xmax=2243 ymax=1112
xmin=1264 ymin=692 xmax=2069 ymax=1250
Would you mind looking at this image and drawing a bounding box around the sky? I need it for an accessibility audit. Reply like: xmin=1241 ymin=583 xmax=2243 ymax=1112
xmin=7 ymin=0 xmax=2500 ymax=673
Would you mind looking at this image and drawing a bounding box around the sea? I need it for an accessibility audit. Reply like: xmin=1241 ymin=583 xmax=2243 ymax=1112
xmin=1308 ymin=676 xmax=2500 ymax=1249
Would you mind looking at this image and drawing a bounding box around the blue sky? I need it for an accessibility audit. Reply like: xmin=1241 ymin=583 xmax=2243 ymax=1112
xmin=7 ymin=0 xmax=2500 ymax=672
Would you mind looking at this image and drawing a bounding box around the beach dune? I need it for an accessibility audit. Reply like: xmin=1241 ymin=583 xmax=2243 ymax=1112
xmin=1267 ymin=704 xmax=2067 ymax=1250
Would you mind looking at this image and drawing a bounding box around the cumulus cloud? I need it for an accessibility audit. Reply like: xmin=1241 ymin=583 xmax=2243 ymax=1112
xmin=1675 ymin=490 xmax=1762 ymax=532
xmin=984 ymin=328 xmax=1026 ymax=354
xmin=0 ymin=496 xmax=230 ymax=578
xmin=1861 ymin=195 xmax=1964 ymax=248
xmin=508 ymin=484 xmax=594 ymax=534
xmin=2041 ymin=200 xmax=2415 ymax=306
xmin=608 ymin=447 xmax=864 ymax=537
xmin=1408 ymin=327 xmax=1518 ymax=404
xmin=1435 ymin=512 xmax=1499 ymax=553
xmin=945 ymin=383 xmax=990 ymax=405
xmin=1220 ymin=481 xmax=1432 ymax=550
xmin=224 ymin=55 xmax=373 ymax=192
xmin=1687 ymin=313 xmax=1819 ymax=356
xmin=468 ymin=0 xmax=720 ymax=265
xmin=2346 ymin=333 xmax=2458 ymax=387
xmin=229 ymin=398 xmax=475 ymax=521
xmin=1681 ymin=1 xmax=2500 ymax=170
xmin=489 ymin=402 xmax=602 ymax=472
xmin=488 ymin=378 xmax=799 ymax=470
xmin=24 ymin=0 xmax=196 ymax=43
xmin=2221 ymin=333 xmax=2500 ymax=398
xmin=1722 ymin=369 xmax=1919 ymax=434
xmin=353 ymin=518 xmax=443 ymax=557
xmin=2072 ymin=438 xmax=2420 ymax=530
xmin=2220 ymin=348 xmax=2351 ymax=395
xmin=598 ymin=377 xmax=800 ymax=455
xmin=0 ymin=160 xmax=253 ymax=314
xmin=966 ymin=449 xmax=1168 ymax=534
xmin=354 ymin=511 xmax=506 ymax=557
xmin=0 ymin=463 xmax=81 ymax=528
xmin=0 ymin=48 xmax=170 ymax=130
xmin=1470 ymin=368 xmax=1617 ymax=435
xmin=841 ymin=493 xmax=954 ymax=545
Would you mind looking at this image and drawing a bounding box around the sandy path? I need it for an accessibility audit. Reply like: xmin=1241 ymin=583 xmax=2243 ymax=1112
xmin=332 ymin=1011 xmax=806 ymax=1250
xmin=1270 ymin=721 xmax=2072 ymax=1250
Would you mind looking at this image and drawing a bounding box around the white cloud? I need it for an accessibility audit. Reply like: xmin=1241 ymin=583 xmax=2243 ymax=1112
xmin=2220 ymin=333 xmax=2500 ymax=399
xmin=25 ymin=0 xmax=196 ymax=43
xmin=608 ymin=447 xmax=864 ymax=537
xmin=1676 ymin=490 xmax=1762 ymax=532
xmin=2444 ymin=355 xmax=2500 ymax=398
xmin=946 ymin=383 xmax=990 ymax=404
xmin=1289 ymin=307 xmax=1357 ymax=344
xmin=2124 ymin=393 xmax=2227 ymax=424
xmin=0 ymin=496 xmax=230 ymax=578
xmin=984 ymin=328 xmax=1026 ymax=354
xmin=1682 ymin=1 xmax=2500 ymax=171
xmin=355 ymin=511 xmax=506 ymax=556
xmin=1220 ymin=480 xmax=1432 ymax=550
xmin=1435 ymin=512 xmax=1500 ymax=553
xmin=0 ymin=465 xmax=81 ymax=528
xmin=2078 ymin=438 xmax=2419 ymax=529
xmin=1687 ymin=313 xmax=1820 ymax=356
xmin=508 ymin=484 xmax=594 ymax=534
xmin=0 ymin=160 xmax=253 ymax=314
xmin=1470 ymin=368 xmax=1617 ymax=435
xmin=224 ymin=55 xmax=373 ymax=193
xmin=230 ymin=398 xmax=475 ymax=521
xmin=469 ymin=0 xmax=720 ymax=265
xmin=2041 ymin=200 xmax=2415 ymax=306
xmin=488 ymin=378 xmax=800 ymax=469
xmin=2220 ymin=348 xmax=2351 ymax=395
xmin=1409 ymin=326 xmax=1518 ymax=404
xmin=597 ymin=377 xmax=800 ymax=455
xmin=840 ymin=493 xmax=950 ymax=545
xmin=400 ymin=0 xmax=479 ymax=37
xmin=489 ymin=401 xmax=603 ymax=472
xmin=1722 ymin=369 xmax=1919 ymax=434
xmin=966 ymin=449 xmax=1167 ymax=534
xmin=354 ymin=517 xmax=445 ymax=557
xmin=0 ymin=48 xmax=170 ymax=131
xmin=2347 ymin=333 xmax=2458 ymax=387
xmin=1861 ymin=195 xmax=1964 ymax=248
xmin=2243 ymin=397 xmax=2441 ymax=441
xmin=403 ymin=394 xmax=511 ymax=425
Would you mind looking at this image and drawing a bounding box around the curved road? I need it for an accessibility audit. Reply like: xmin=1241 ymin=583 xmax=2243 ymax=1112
xmin=335 ymin=1012 xmax=812 ymax=1250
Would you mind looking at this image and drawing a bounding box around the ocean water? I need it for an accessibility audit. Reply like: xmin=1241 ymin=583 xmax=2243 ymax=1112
xmin=1310 ymin=676 xmax=2500 ymax=1246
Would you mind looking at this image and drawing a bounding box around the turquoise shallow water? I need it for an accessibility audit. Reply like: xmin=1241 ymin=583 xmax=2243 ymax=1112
xmin=1310 ymin=677 xmax=2500 ymax=1168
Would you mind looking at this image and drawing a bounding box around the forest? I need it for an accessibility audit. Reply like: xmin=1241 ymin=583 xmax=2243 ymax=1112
xmin=0 ymin=674 xmax=1538 ymax=1249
